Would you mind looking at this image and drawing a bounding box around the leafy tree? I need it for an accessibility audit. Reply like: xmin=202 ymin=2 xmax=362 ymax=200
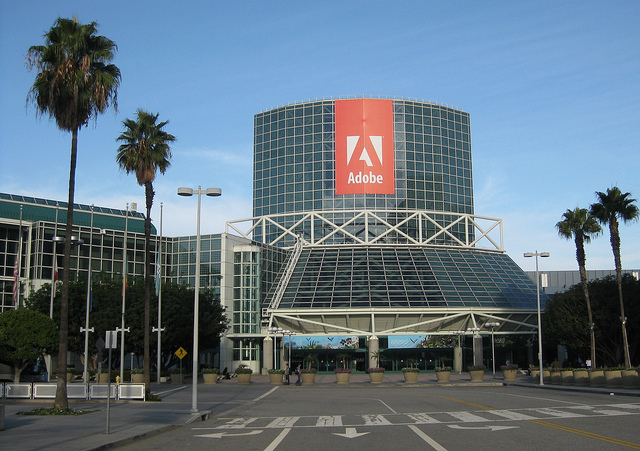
xmin=544 ymin=275 xmax=639 ymax=367
xmin=590 ymin=187 xmax=639 ymax=368
xmin=556 ymin=207 xmax=601 ymax=367
xmin=27 ymin=17 xmax=120 ymax=408
xmin=116 ymin=109 xmax=175 ymax=390
xmin=0 ymin=308 xmax=58 ymax=382
xmin=27 ymin=277 xmax=228 ymax=374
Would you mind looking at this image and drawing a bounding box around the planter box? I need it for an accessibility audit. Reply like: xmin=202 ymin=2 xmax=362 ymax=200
xmin=530 ymin=369 xmax=540 ymax=381
xmin=560 ymin=370 xmax=574 ymax=385
xmin=469 ymin=370 xmax=485 ymax=382
xmin=98 ymin=373 xmax=110 ymax=383
xmin=622 ymin=369 xmax=639 ymax=388
xmin=436 ymin=371 xmax=451 ymax=383
xmin=269 ymin=373 xmax=283 ymax=385
xmin=131 ymin=373 xmax=144 ymax=383
xmin=170 ymin=373 xmax=184 ymax=385
xmin=237 ymin=373 xmax=251 ymax=385
xmin=542 ymin=370 xmax=551 ymax=383
xmin=502 ymin=369 xmax=517 ymax=381
xmin=368 ymin=372 xmax=385 ymax=384
xmin=203 ymin=373 xmax=218 ymax=384
xmin=589 ymin=370 xmax=605 ymax=387
xmin=301 ymin=373 xmax=316 ymax=385
xmin=550 ymin=372 xmax=562 ymax=385
xmin=573 ymin=370 xmax=589 ymax=386
xmin=604 ymin=370 xmax=623 ymax=387
xmin=335 ymin=372 xmax=350 ymax=384
xmin=403 ymin=371 xmax=419 ymax=384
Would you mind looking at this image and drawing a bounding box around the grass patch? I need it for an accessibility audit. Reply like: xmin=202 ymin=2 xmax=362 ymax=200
xmin=17 ymin=407 xmax=97 ymax=416
xmin=146 ymin=392 xmax=161 ymax=402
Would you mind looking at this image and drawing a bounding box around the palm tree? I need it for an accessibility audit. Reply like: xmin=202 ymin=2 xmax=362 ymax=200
xmin=556 ymin=207 xmax=601 ymax=368
xmin=27 ymin=17 xmax=120 ymax=408
xmin=116 ymin=109 xmax=174 ymax=391
xmin=590 ymin=187 xmax=639 ymax=368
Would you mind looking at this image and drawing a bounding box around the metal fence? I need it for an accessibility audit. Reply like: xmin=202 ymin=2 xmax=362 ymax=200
xmin=1 ymin=382 xmax=145 ymax=401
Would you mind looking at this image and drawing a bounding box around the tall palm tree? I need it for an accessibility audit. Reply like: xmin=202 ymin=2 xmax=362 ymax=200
xmin=27 ymin=17 xmax=120 ymax=408
xmin=590 ymin=187 xmax=639 ymax=368
xmin=556 ymin=207 xmax=601 ymax=368
xmin=116 ymin=109 xmax=174 ymax=391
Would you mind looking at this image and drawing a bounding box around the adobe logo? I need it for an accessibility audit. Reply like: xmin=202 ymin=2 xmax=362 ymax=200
xmin=335 ymin=99 xmax=395 ymax=195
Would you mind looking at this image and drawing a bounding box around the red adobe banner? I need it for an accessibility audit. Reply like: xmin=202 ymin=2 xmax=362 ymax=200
xmin=335 ymin=99 xmax=395 ymax=195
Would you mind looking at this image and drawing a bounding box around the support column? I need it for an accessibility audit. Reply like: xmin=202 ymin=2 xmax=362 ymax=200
xmin=473 ymin=334 xmax=483 ymax=367
xmin=454 ymin=344 xmax=463 ymax=373
xmin=263 ymin=336 xmax=273 ymax=374
xmin=368 ymin=335 xmax=379 ymax=369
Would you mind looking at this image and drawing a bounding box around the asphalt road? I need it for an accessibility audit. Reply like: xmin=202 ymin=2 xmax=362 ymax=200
xmin=119 ymin=384 xmax=640 ymax=450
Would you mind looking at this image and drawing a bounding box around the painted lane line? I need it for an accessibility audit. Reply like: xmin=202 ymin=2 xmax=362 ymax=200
xmin=266 ymin=416 xmax=300 ymax=428
xmin=449 ymin=424 xmax=518 ymax=431
xmin=447 ymin=411 xmax=492 ymax=423
xmin=195 ymin=430 xmax=263 ymax=439
xmin=263 ymin=428 xmax=291 ymax=451
xmin=529 ymin=419 xmax=640 ymax=449
xmin=333 ymin=427 xmax=369 ymax=438
xmin=316 ymin=415 xmax=343 ymax=427
xmin=363 ymin=414 xmax=392 ymax=425
xmin=408 ymin=424 xmax=448 ymax=451
xmin=407 ymin=413 xmax=441 ymax=424
xmin=214 ymin=417 xmax=259 ymax=429
xmin=488 ymin=410 xmax=538 ymax=421
xmin=253 ymin=386 xmax=279 ymax=402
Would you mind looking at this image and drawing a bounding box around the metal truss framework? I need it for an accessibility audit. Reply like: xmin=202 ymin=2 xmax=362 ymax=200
xmin=265 ymin=308 xmax=539 ymax=339
xmin=226 ymin=209 xmax=503 ymax=251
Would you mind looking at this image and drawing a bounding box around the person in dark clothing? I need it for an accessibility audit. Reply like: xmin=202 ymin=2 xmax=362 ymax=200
xmin=295 ymin=364 xmax=302 ymax=386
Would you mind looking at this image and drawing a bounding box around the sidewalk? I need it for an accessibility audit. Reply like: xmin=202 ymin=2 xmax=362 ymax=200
xmin=1 ymin=372 xmax=638 ymax=450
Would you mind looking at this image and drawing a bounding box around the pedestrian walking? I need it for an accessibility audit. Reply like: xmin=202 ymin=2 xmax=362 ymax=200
xmin=295 ymin=363 xmax=302 ymax=386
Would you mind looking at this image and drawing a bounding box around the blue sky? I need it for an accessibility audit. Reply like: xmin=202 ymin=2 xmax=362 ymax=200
xmin=1 ymin=1 xmax=639 ymax=272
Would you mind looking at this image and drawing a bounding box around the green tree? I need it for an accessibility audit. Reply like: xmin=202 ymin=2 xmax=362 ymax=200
xmin=544 ymin=275 xmax=639 ymax=366
xmin=0 ymin=308 xmax=58 ymax=382
xmin=116 ymin=109 xmax=175 ymax=391
xmin=590 ymin=187 xmax=639 ymax=368
xmin=27 ymin=17 xmax=120 ymax=408
xmin=556 ymin=207 xmax=601 ymax=368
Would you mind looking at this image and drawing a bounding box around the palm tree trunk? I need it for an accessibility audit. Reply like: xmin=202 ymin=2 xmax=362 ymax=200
xmin=55 ymin=128 xmax=78 ymax=409
xmin=575 ymin=235 xmax=596 ymax=368
xmin=143 ymin=181 xmax=153 ymax=391
xmin=609 ymin=219 xmax=630 ymax=368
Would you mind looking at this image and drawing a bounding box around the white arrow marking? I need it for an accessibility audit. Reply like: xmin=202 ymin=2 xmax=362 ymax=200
xmin=194 ymin=430 xmax=263 ymax=439
xmin=448 ymin=425 xmax=519 ymax=432
xmin=333 ymin=427 xmax=370 ymax=438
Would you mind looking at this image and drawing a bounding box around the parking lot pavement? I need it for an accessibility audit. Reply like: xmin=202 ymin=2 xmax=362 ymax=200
xmin=0 ymin=371 xmax=638 ymax=450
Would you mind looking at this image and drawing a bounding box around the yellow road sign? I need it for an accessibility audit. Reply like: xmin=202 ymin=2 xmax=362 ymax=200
xmin=175 ymin=347 xmax=187 ymax=359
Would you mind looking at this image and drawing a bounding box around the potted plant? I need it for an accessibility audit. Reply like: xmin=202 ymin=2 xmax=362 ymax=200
xmin=368 ymin=351 xmax=385 ymax=384
xmin=235 ymin=365 xmax=253 ymax=385
xmin=435 ymin=366 xmax=452 ymax=383
xmin=589 ymin=367 xmax=605 ymax=387
xmin=302 ymin=354 xmax=319 ymax=384
xmin=402 ymin=367 xmax=419 ymax=384
xmin=169 ymin=368 xmax=184 ymax=385
xmin=604 ymin=366 xmax=624 ymax=387
xmin=268 ymin=368 xmax=285 ymax=385
xmin=131 ymin=368 xmax=144 ymax=383
xmin=335 ymin=354 xmax=351 ymax=384
xmin=573 ymin=367 xmax=589 ymax=386
xmin=622 ymin=367 xmax=639 ymax=388
xmin=66 ymin=366 xmax=75 ymax=383
xmin=500 ymin=364 xmax=518 ymax=382
xmin=468 ymin=364 xmax=485 ymax=382
xmin=202 ymin=367 xmax=219 ymax=384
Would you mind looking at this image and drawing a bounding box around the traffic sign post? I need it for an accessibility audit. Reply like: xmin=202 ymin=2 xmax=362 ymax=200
xmin=105 ymin=331 xmax=117 ymax=435
xmin=175 ymin=347 xmax=187 ymax=382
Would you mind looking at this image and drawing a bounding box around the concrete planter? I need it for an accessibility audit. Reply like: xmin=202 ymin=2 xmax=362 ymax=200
xmin=131 ymin=373 xmax=144 ymax=383
xmin=573 ymin=370 xmax=589 ymax=386
xmin=368 ymin=372 xmax=385 ymax=384
xmin=335 ymin=372 xmax=351 ymax=384
xmin=530 ymin=369 xmax=540 ymax=381
xmin=550 ymin=371 xmax=562 ymax=385
xmin=301 ymin=373 xmax=316 ymax=385
xmin=560 ymin=370 xmax=574 ymax=385
xmin=237 ymin=373 xmax=252 ymax=385
xmin=98 ymin=373 xmax=110 ymax=383
xmin=469 ymin=370 xmax=485 ymax=382
xmin=542 ymin=369 xmax=551 ymax=383
xmin=436 ymin=371 xmax=451 ymax=383
xmin=502 ymin=369 xmax=517 ymax=381
xmin=170 ymin=373 xmax=184 ymax=385
xmin=203 ymin=373 xmax=218 ymax=384
xmin=604 ymin=370 xmax=623 ymax=387
xmin=622 ymin=369 xmax=639 ymax=388
xmin=589 ymin=370 xmax=605 ymax=387
xmin=403 ymin=371 xmax=419 ymax=383
xmin=66 ymin=373 xmax=74 ymax=383
xmin=269 ymin=373 xmax=284 ymax=385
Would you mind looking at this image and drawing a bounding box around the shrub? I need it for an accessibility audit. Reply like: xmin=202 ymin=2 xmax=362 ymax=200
xmin=435 ymin=366 xmax=452 ymax=372
xmin=334 ymin=368 xmax=351 ymax=373
xmin=467 ymin=365 xmax=485 ymax=371
xmin=402 ymin=367 xmax=419 ymax=373
xmin=201 ymin=367 xmax=219 ymax=374
xmin=367 ymin=367 xmax=385 ymax=373
xmin=268 ymin=368 xmax=285 ymax=375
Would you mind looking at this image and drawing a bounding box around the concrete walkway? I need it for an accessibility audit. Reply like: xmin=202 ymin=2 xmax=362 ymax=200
xmin=1 ymin=372 xmax=638 ymax=450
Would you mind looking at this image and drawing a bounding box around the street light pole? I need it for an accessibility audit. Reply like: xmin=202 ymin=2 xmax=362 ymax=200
xmin=178 ymin=186 xmax=221 ymax=413
xmin=524 ymin=251 xmax=550 ymax=386
xmin=81 ymin=206 xmax=95 ymax=383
